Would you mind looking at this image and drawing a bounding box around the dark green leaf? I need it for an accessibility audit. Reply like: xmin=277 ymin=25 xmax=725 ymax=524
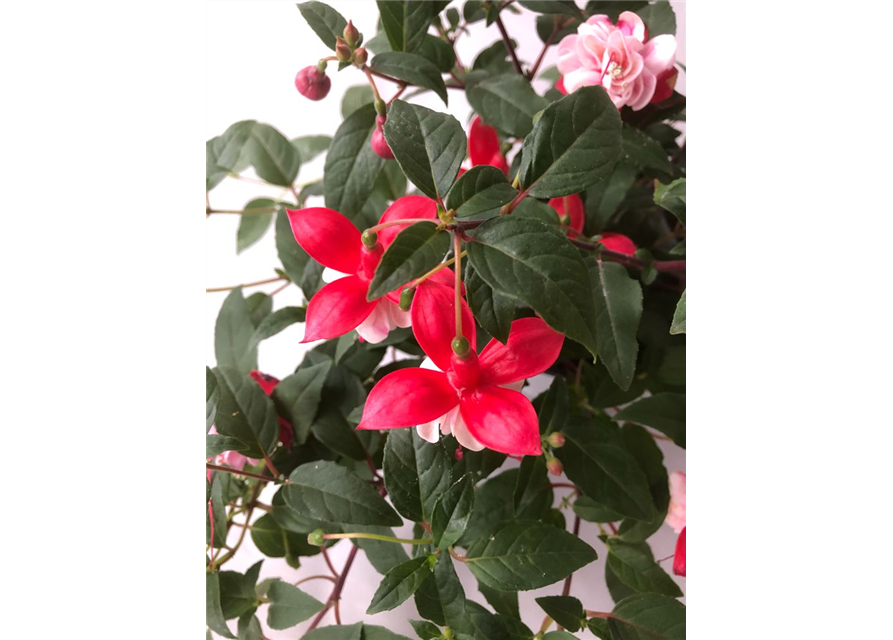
xmin=466 ymin=74 xmax=549 ymax=138
xmin=465 ymin=521 xmax=598 ymax=590
xmin=292 ymin=135 xmax=332 ymax=163
xmin=519 ymin=86 xmax=623 ymax=198
xmin=609 ymin=593 xmax=686 ymax=639
xmin=517 ymin=0 xmax=583 ymax=17
xmin=373 ymin=161 xmax=408 ymax=201
xmin=581 ymin=360 xmax=646 ymax=409
xmin=466 ymin=216 xmax=600 ymax=359
xmin=312 ymin=405 xmax=366 ymax=459
xmin=207 ymin=573 xmax=237 ymax=638
xmin=266 ymin=580 xmax=325 ymax=629
xmin=606 ymin=540 xmax=682 ymax=598
xmin=587 ymin=617 xmax=612 ymax=639
xmin=245 ymin=292 xmax=273 ymax=327
xmin=537 ymin=375 xmax=568 ymax=435
xmin=215 ymin=288 xmax=258 ymax=373
xmin=272 ymin=361 xmax=333 ymax=445
xmin=670 ymin=290 xmax=685 ymax=335
xmin=617 ymin=424 xmax=669 ymax=543
xmin=418 ymin=35 xmax=456 ymax=73
xmin=542 ymin=633 xmax=579 ymax=640
xmin=242 ymin=122 xmax=302 ymax=186
xmin=409 ymin=619 xmax=442 ymax=640
xmin=446 ymin=165 xmax=518 ymax=218
xmin=342 ymin=85 xmax=375 ymax=118
xmin=535 ymin=595 xmax=586 ymax=632
xmin=376 ymin=1 xmax=434 ymax=52
xmin=303 ymin=623 xmax=363 ymax=640
xmin=368 ymin=222 xmax=451 ymax=299
xmin=367 ymin=556 xmax=434 ymax=614
xmin=383 ymin=100 xmax=465 ymax=201
xmin=636 ymin=1 xmax=676 ymax=37
xmin=654 ymin=178 xmax=686 ymax=226
xmin=465 ymin=262 xmax=513 ymax=344
xmin=218 ymin=562 xmax=262 ymax=620
xmin=414 ymin=555 xmax=467 ymax=626
xmin=207 ymin=472 xmax=230 ymax=547
xmin=250 ymin=513 xmax=290 ymax=558
xmin=614 ymin=393 xmax=685 ymax=448
xmin=458 ymin=468 xmax=517 ymax=546
xmin=363 ymin=625 xmax=417 ymax=640
xmin=583 ymin=160 xmax=637 ymax=232
xmin=383 ymin=428 xmax=452 ymax=523
xmin=351 ymin=525 xmax=411 ymax=575
xmin=535 ymin=15 xmax=579 ymax=45
xmin=371 ymin=52 xmax=448 ymax=105
xmin=249 ymin=306 xmax=306 ymax=350
xmin=275 ymin=209 xmax=317 ymax=299
xmin=213 ymin=367 xmax=278 ymax=458
xmin=206 ymin=434 xmax=250 ymax=458
xmin=513 ymin=455 xmax=552 ymax=519
xmin=471 ymin=40 xmax=514 ymax=74
xmin=463 ymin=0 xmax=486 ymax=24
xmin=573 ymin=495 xmax=622 ymax=523
xmin=431 ymin=474 xmax=475 ymax=549
xmin=237 ymin=199 xmax=275 ymax=254
xmin=621 ymin=125 xmax=672 ymax=174
xmin=325 ymin=103 xmax=387 ymax=220
xmin=207 ymin=366 xmax=220 ymax=430
xmin=555 ymin=415 xmax=654 ymax=519
xmin=585 ymin=1 xmax=648 ymax=21
xmin=237 ymin=614 xmax=263 ymax=640
xmin=590 ymin=258 xmax=643 ymax=391
xmin=478 ymin=582 xmax=518 ymax=617
xmin=297 ymin=1 xmax=348 ymax=50
xmin=285 ymin=460 xmax=402 ymax=526
xmin=607 ymin=555 xmax=638 ymax=604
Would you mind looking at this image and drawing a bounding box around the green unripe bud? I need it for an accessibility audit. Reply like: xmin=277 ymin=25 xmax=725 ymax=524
xmin=351 ymin=46 xmax=368 ymax=66
xmin=307 ymin=528 xmax=326 ymax=546
xmin=335 ymin=36 xmax=351 ymax=62
xmin=547 ymin=432 xmax=566 ymax=449
xmin=343 ymin=20 xmax=361 ymax=47
xmin=361 ymin=230 xmax=378 ymax=248
xmin=399 ymin=287 xmax=415 ymax=312
xmin=374 ymin=98 xmax=387 ymax=117
xmin=451 ymin=336 xmax=470 ymax=358
xmin=545 ymin=454 xmax=563 ymax=476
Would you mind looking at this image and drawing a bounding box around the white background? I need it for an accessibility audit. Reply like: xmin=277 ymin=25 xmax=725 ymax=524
xmin=207 ymin=3 xmax=686 ymax=638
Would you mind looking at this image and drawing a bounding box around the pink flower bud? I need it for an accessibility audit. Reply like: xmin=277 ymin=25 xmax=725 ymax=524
xmin=371 ymin=123 xmax=394 ymax=159
xmin=547 ymin=432 xmax=565 ymax=449
xmin=343 ymin=20 xmax=361 ymax=47
xmin=295 ymin=66 xmax=331 ymax=101
xmin=352 ymin=47 xmax=368 ymax=66
xmin=335 ymin=36 xmax=351 ymax=63
xmin=546 ymin=456 xmax=564 ymax=476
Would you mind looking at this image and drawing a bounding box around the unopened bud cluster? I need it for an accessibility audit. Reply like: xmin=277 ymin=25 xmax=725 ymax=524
xmin=295 ymin=20 xmax=367 ymax=102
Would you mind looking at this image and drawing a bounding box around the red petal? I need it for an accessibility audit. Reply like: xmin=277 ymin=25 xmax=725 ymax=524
xmin=357 ymin=368 xmax=458 ymax=429
xmin=249 ymin=370 xmax=280 ymax=395
xmin=479 ymin=317 xmax=564 ymax=385
xmin=411 ymin=281 xmax=476 ymax=372
xmin=555 ymin=77 xmax=568 ymax=95
xmin=459 ymin=385 xmax=542 ymax=456
xmin=600 ymin=232 xmax=637 ymax=256
xmin=287 ymin=207 xmax=362 ymax=274
xmin=548 ymin=194 xmax=585 ymax=234
xmin=377 ymin=195 xmax=438 ymax=248
xmin=302 ymin=276 xmax=376 ymax=342
xmin=469 ymin=116 xmax=501 ymax=168
xmin=673 ymin=527 xmax=686 ymax=577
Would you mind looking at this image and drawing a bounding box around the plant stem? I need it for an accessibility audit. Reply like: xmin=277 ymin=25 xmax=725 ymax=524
xmin=295 ymin=575 xmax=336 ymax=587
xmin=269 ymin=280 xmax=290 ymax=296
xmin=363 ymin=66 xmax=383 ymax=103
xmin=448 ymin=547 xmax=468 ymax=563
xmin=321 ymin=546 xmax=339 ymax=578
xmin=364 ymin=218 xmax=436 ymax=234
xmin=494 ymin=12 xmax=524 ymax=76
xmin=306 ymin=546 xmax=359 ymax=632
xmin=410 ymin=251 xmax=465 ymax=288
xmin=261 ymin=449 xmax=281 ymax=479
xmin=454 ymin=232 xmax=463 ymax=340
xmin=205 ymin=463 xmax=282 ymax=483
xmin=528 ymin=16 xmax=565 ymax=79
xmin=206 ymin=276 xmax=286 ymax=293
xmin=586 ymin=611 xmax=612 ymax=619
xmin=206 ymin=207 xmax=277 ymax=215
xmin=322 ymin=532 xmax=434 ymax=545
xmin=569 ymin=238 xmax=687 ymax=275
xmin=560 ymin=515 xmax=581 ymax=597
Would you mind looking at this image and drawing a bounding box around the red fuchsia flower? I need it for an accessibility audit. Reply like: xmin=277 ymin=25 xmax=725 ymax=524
xmin=458 ymin=116 xmax=509 ymax=177
xmin=673 ymin=526 xmax=686 ymax=576
xmin=288 ymin=196 xmax=451 ymax=344
xmin=295 ymin=65 xmax=331 ymax=101
xmin=599 ymin=232 xmax=637 ymax=255
xmin=250 ymin=370 xmax=294 ymax=449
xmin=371 ymin=114 xmax=394 ymax=159
xmin=548 ymin=194 xmax=585 ymax=236
xmin=556 ymin=11 xmax=677 ymax=110
xmin=357 ymin=283 xmax=564 ymax=455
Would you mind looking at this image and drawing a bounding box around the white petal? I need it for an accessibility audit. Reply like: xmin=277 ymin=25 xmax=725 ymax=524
xmin=387 ymin=300 xmax=412 ymax=328
xmin=355 ymin=304 xmax=392 ymax=343
xmin=322 ymin=267 xmax=351 ymax=284
xmin=449 ymin=409 xmax=485 ymax=451
xmin=417 ymin=421 xmax=440 ymax=443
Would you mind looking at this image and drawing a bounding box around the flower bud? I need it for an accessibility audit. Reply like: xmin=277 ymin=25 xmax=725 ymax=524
xmin=351 ymin=46 xmax=368 ymax=66
xmin=374 ymin=99 xmax=387 ymax=117
xmin=546 ymin=455 xmax=563 ymax=476
xmin=343 ymin=20 xmax=361 ymax=47
xmin=454 ymin=446 xmax=464 ymax=461
xmin=294 ymin=66 xmax=331 ymax=101
xmin=361 ymin=230 xmax=379 ymax=248
xmin=451 ymin=336 xmax=470 ymax=359
xmin=335 ymin=36 xmax=352 ymax=62
xmin=547 ymin=432 xmax=565 ymax=449
xmin=371 ymin=123 xmax=394 ymax=159
xmin=399 ymin=287 xmax=415 ymax=312
xmin=307 ymin=528 xmax=326 ymax=546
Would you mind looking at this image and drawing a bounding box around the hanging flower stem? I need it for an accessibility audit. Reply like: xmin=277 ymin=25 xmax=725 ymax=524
xmin=364 ymin=218 xmax=437 ymax=235
xmin=453 ymin=232 xmax=463 ymax=341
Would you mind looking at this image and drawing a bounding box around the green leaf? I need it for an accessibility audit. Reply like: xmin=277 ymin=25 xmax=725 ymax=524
xmin=609 ymin=593 xmax=686 ymax=639
xmin=206 ymin=434 xmax=250 ymax=458
xmin=363 ymin=625 xmax=417 ymax=640
xmin=245 ymin=122 xmax=302 ymax=186
xmin=606 ymin=555 xmax=638 ymax=604
xmin=367 ymin=556 xmax=434 ymax=614
xmin=431 ymin=474 xmax=475 ymax=549
xmin=303 ymin=623 xmax=363 ymax=640
xmin=275 ymin=209 xmax=318 ymax=299
xmin=249 ymin=306 xmax=306 ymax=350
xmin=237 ymin=614 xmax=264 ymax=640
xmin=342 ymin=85 xmax=375 ymax=119
xmin=414 ymin=555 xmax=467 ymax=626
xmin=266 ymin=580 xmax=326 ymax=629
xmin=617 ymin=424 xmax=670 ymax=543
xmin=621 ymin=125 xmax=672 ymax=174
xmin=537 ymin=375 xmax=568 ymax=435
xmin=409 ymin=619 xmax=442 ymax=640
xmin=292 ymin=135 xmax=332 ymax=163
xmin=325 ymin=103 xmax=387 ymax=220
xmin=654 ymin=178 xmax=686 ymax=226
xmin=218 ymin=562 xmax=262 ymax=620
xmin=445 ymin=165 xmax=518 ymax=218
xmin=311 ymin=405 xmax=367 ymax=460
xmin=581 ymin=360 xmax=646 ymax=409
xmin=272 ymin=361 xmax=333 ymax=445
xmin=285 ymin=460 xmax=402 ymax=526
xmin=554 ymin=415 xmax=654 ymax=520
xmin=615 ymin=393 xmax=685 ymax=448
xmin=367 ymin=222 xmax=451 ymax=300
xmin=536 ymin=15 xmax=579 ymax=45
xmin=583 ymin=160 xmax=638 ymax=232
xmin=297 ymin=1 xmax=348 ymax=50
xmin=535 ymin=595 xmax=586 ymax=632
xmin=670 ymin=290 xmax=685 ymax=335
xmin=519 ymin=86 xmax=623 ymax=198
xmin=350 ymin=525 xmax=411 ymax=575
xmin=383 ymin=100 xmax=466 ymax=201
xmin=207 ymin=366 xmax=220 ymax=430
xmin=466 ymin=216 xmax=600 ymax=359
xmin=207 ymin=136 xmax=230 ymax=191
xmin=207 ymin=472 xmax=230 ymax=547
xmin=213 ymin=367 xmax=279 ymax=459
xmin=245 ymin=292 xmax=273 ymax=327
xmin=215 ymin=288 xmax=258 ymax=373
xmin=249 ymin=513 xmax=290 ymax=558
xmin=458 ymin=469 xmax=518 ymax=546
xmin=542 ymin=633 xmax=580 ymax=640
xmin=517 ymin=0 xmax=583 ymax=17
xmin=465 ymin=521 xmax=598 ymax=590
xmin=466 ymin=74 xmax=549 ymax=138
xmin=606 ymin=541 xmax=682 ymax=598
xmin=376 ymin=0 xmax=433 ymax=52
xmin=465 ymin=262 xmax=513 ymax=344
xmin=478 ymin=582 xmax=518 ymax=617
xmin=383 ymin=428 xmax=452 ymax=523
xmin=512 ymin=455 xmax=552 ymax=519
xmin=237 ymin=199 xmax=275 ymax=254
xmin=573 ymin=495 xmax=622 ymax=523
xmin=590 ymin=258 xmax=643 ymax=391
xmin=371 ymin=52 xmax=448 ymax=105
xmin=207 ymin=573 xmax=237 ymax=638
xmin=636 ymin=1 xmax=676 ymax=37
xmin=418 ymin=35 xmax=456 ymax=73
xmin=471 ymin=40 xmax=515 ymax=74
xmin=374 ymin=161 xmax=408 ymax=200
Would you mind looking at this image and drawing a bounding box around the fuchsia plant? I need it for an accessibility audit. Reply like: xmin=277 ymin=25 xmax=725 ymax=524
xmin=207 ymin=2 xmax=686 ymax=638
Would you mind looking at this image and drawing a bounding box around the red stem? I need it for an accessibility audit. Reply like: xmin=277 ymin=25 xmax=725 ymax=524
xmin=305 ymin=546 xmax=359 ymax=632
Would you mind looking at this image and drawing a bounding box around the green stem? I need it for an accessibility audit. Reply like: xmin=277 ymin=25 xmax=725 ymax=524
xmin=322 ymin=532 xmax=433 ymax=545
xmin=364 ymin=218 xmax=436 ymax=235
xmin=453 ymin=232 xmax=463 ymax=341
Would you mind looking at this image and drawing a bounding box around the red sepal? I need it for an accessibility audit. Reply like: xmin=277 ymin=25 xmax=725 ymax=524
xmin=479 ymin=317 xmax=564 ymax=386
xmin=302 ymin=276 xmax=376 ymax=342
xmin=459 ymin=385 xmax=542 ymax=456
xmin=287 ymin=207 xmax=362 ymax=274
xmin=357 ymin=368 xmax=458 ymax=429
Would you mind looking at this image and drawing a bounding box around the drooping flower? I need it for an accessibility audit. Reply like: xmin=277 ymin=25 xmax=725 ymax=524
xmin=288 ymin=196 xmax=450 ymax=344
xmin=557 ymin=11 xmax=677 ymax=110
xmin=371 ymin=114 xmax=394 ymax=159
xmin=599 ymin=231 xmax=637 ymax=255
xmin=250 ymin=370 xmax=294 ymax=448
xmin=673 ymin=526 xmax=686 ymax=576
xmin=548 ymin=194 xmax=585 ymax=236
xmin=665 ymin=471 xmax=686 ymax=533
xmin=357 ymin=283 xmax=564 ymax=455
xmin=294 ymin=65 xmax=331 ymax=101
